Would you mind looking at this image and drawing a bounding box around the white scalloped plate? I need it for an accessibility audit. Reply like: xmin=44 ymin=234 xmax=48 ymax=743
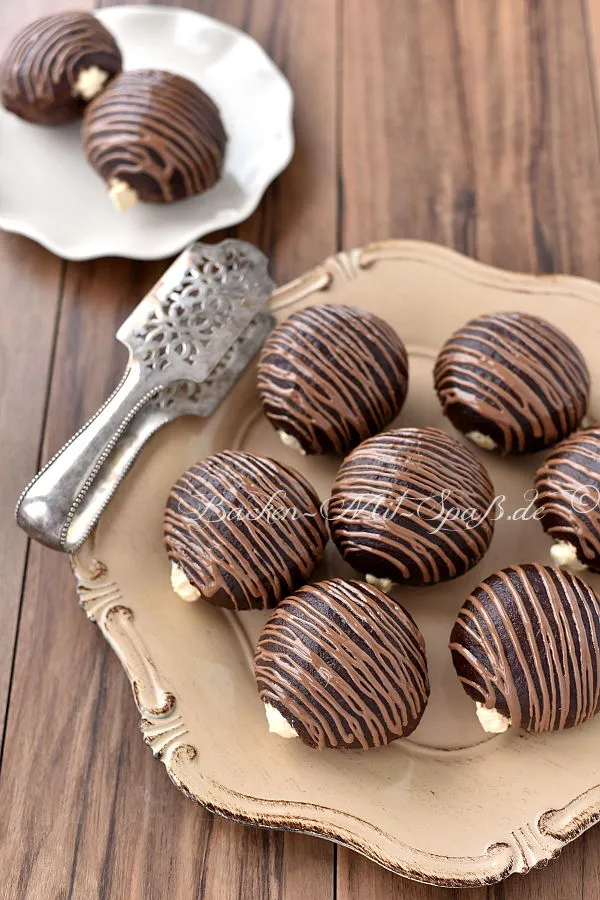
xmin=72 ymin=241 xmax=600 ymax=887
xmin=0 ymin=6 xmax=293 ymax=260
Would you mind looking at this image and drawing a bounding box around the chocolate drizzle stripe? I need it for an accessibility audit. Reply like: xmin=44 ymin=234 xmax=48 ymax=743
xmin=257 ymin=304 xmax=409 ymax=455
xmin=83 ymin=70 xmax=227 ymax=203
xmin=329 ymin=427 xmax=495 ymax=585
xmin=434 ymin=313 xmax=590 ymax=453
xmin=1 ymin=12 xmax=121 ymax=120
xmin=164 ymin=451 xmax=327 ymax=611
xmin=254 ymin=579 xmax=429 ymax=749
xmin=450 ymin=564 xmax=600 ymax=732
xmin=535 ymin=426 xmax=600 ymax=571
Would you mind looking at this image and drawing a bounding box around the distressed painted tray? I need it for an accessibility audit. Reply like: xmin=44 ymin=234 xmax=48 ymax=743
xmin=72 ymin=240 xmax=600 ymax=888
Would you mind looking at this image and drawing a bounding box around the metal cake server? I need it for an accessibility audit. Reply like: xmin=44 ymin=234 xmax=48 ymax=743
xmin=16 ymin=239 xmax=275 ymax=553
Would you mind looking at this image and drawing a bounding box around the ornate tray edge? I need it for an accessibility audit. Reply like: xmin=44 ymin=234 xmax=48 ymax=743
xmin=72 ymin=240 xmax=600 ymax=888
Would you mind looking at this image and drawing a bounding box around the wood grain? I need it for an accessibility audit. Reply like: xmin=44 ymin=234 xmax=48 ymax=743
xmin=341 ymin=0 xmax=600 ymax=277
xmin=1 ymin=0 xmax=600 ymax=897
xmin=0 ymin=0 xmax=94 ymax=762
xmin=0 ymin=237 xmax=61 ymax=742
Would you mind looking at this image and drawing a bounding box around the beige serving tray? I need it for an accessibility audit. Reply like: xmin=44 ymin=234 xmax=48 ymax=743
xmin=72 ymin=240 xmax=600 ymax=888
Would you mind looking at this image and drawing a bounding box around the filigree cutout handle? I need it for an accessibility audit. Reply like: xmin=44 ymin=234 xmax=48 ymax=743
xmin=16 ymin=240 xmax=274 ymax=553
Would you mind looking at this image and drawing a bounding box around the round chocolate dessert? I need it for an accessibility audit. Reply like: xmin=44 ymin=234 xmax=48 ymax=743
xmin=433 ymin=312 xmax=590 ymax=454
xmin=534 ymin=425 xmax=600 ymax=573
xmin=450 ymin=564 xmax=600 ymax=733
xmin=254 ymin=579 xmax=429 ymax=749
xmin=328 ymin=427 xmax=495 ymax=587
xmin=1 ymin=11 xmax=122 ymax=125
xmin=256 ymin=304 xmax=409 ymax=456
xmin=83 ymin=69 xmax=227 ymax=210
xmin=164 ymin=451 xmax=327 ymax=611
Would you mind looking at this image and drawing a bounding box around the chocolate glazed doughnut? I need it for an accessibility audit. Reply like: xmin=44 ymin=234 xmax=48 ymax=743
xmin=329 ymin=427 xmax=495 ymax=586
xmin=83 ymin=69 xmax=227 ymax=207
xmin=254 ymin=579 xmax=430 ymax=749
xmin=257 ymin=304 xmax=409 ymax=455
xmin=434 ymin=312 xmax=590 ymax=454
xmin=164 ymin=451 xmax=327 ymax=611
xmin=534 ymin=425 xmax=600 ymax=573
xmin=450 ymin=564 xmax=600 ymax=733
xmin=1 ymin=12 xmax=122 ymax=124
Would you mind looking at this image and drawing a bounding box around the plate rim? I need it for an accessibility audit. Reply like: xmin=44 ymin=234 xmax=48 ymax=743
xmin=0 ymin=5 xmax=294 ymax=261
xmin=72 ymin=239 xmax=600 ymax=887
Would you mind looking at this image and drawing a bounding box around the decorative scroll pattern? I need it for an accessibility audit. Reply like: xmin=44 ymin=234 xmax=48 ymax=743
xmin=70 ymin=240 xmax=600 ymax=887
xmin=73 ymin=551 xmax=178 ymax=722
xmin=140 ymin=711 xmax=194 ymax=764
xmin=507 ymin=824 xmax=563 ymax=873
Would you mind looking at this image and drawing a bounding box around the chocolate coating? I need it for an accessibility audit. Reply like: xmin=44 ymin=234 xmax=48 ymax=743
xmin=434 ymin=312 xmax=590 ymax=454
xmin=257 ymin=304 xmax=409 ymax=455
xmin=329 ymin=427 xmax=495 ymax=586
xmin=164 ymin=451 xmax=327 ymax=610
xmin=535 ymin=425 xmax=600 ymax=573
xmin=1 ymin=12 xmax=121 ymax=125
xmin=254 ymin=579 xmax=429 ymax=749
xmin=82 ymin=69 xmax=227 ymax=204
xmin=450 ymin=564 xmax=600 ymax=732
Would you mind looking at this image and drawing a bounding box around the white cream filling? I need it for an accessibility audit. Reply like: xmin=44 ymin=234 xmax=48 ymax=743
xmin=476 ymin=702 xmax=511 ymax=734
xmin=108 ymin=177 xmax=139 ymax=212
xmin=365 ymin=574 xmax=394 ymax=594
xmin=550 ymin=540 xmax=588 ymax=573
xmin=466 ymin=431 xmax=498 ymax=452
xmin=278 ymin=430 xmax=307 ymax=456
xmin=73 ymin=66 xmax=109 ymax=100
xmin=170 ymin=562 xmax=200 ymax=602
xmin=265 ymin=703 xmax=298 ymax=739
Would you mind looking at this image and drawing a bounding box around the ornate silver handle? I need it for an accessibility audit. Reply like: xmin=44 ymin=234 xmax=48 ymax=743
xmin=16 ymin=366 xmax=160 ymax=552
xmin=60 ymin=403 xmax=173 ymax=552
xmin=16 ymin=239 xmax=275 ymax=554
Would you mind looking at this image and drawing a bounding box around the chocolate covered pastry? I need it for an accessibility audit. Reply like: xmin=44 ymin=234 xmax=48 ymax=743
xmin=329 ymin=427 xmax=495 ymax=587
xmin=450 ymin=564 xmax=600 ymax=733
xmin=1 ymin=11 xmax=121 ymax=125
xmin=83 ymin=69 xmax=227 ymax=210
xmin=535 ymin=425 xmax=600 ymax=573
xmin=164 ymin=451 xmax=327 ymax=611
xmin=254 ymin=579 xmax=429 ymax=749
xmin=257 ymin=304 xmax=409 ymax=456
xmin=434 ymin=312 xmax=590 ymax=454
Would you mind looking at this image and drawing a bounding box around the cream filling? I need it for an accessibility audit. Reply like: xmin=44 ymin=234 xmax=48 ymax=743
xmin=278 ymin=430 xmax=307 ymax=456
xmin=170 ymin=562 xmax=200 ymax=602
xmin=550 ymin=540 xmax=588 ymax=573
xmin=476 ymin=702 xmax=511 ymax=734
xmin=466 ymin=431 xmax=498 ymax=452
xmin=108 ymin=178 xmax=139 ymax=212
xmin=265 ymin=703 xmax=298 ymax=739
xmin=365 ymin=574 xmax=393 ymax=594
xmin=73 ymin=66 xmax=109 ymax=100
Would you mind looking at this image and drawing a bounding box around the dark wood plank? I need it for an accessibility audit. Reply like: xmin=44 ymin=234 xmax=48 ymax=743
xmin=0 ymin=0 xmax=92 ymax=756
xmin=338 ymin=851 xmax=487 ymax=900
xmin=341 ymin=0 xmax=600 ymax=278
xmin=0 ymin=1 xmax=337 ymax=898
xmin=0 ymin=237 xmax=61 ymax=742
xmin=338 ymin=0 xmax=600 ymax=898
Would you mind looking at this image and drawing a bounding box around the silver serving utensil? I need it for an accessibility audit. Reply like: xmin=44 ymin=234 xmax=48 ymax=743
xmin=16 ymin=239 xmax=275 ymax=553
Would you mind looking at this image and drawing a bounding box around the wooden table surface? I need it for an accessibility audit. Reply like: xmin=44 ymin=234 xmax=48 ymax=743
xmin=1 ymin=1 xmax=600 ymax=897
